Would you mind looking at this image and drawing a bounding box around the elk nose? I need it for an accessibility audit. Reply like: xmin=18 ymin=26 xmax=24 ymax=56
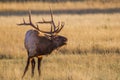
xmin=64 ymin=38 xmax=67 ymax=42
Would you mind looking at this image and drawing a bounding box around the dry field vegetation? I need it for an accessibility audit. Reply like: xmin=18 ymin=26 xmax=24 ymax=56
xmin=0 ymin=1 xmax=120 ymax=11
xmin=0 ymin=1 xmax=120 ymax=80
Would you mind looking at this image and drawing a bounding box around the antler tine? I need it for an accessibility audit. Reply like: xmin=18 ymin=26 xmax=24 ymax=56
xmin=50 ymin=7 xmax=53 ymax=21
xmin=17 ymin=18 xmax=30 ymax=26
xmin=56 ymin=22 xmax=65 ymax=33
xmin=50 ymin=7 xmax=56 ymax=32
xmin=52 ymin=21 xmax=60 ymax=34
xmin=56 ymin=21 xmax=60 ymax=29
xmin=36 ymin=24 xmax=59 ymax=34
xmin=23 ymin=18 xmax=25 ymax=24
xmin=29 ymin=10 xmax=32 ymax=23
xmin=37 ymin=8 xmax=54 ymax=25
xmin=27 ymin=10 xmax=41 ymax=31
xmin=50 ymin=24 xmax=53 ymax=33
xmin=17 ymin=11 xmax=31 ymax=26
xmin=18 ymin=9 xmax=64 ymax=36
xmin=37 ymin=18 xmax=51 ymax=24
xmin=37 ymin=8 xmax=59 ymax=36
xmin=18 ymin=10 xmax=40 ymax=32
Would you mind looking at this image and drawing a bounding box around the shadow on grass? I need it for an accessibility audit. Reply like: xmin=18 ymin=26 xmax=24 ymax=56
xmin=0 ymin=54 xmax=13 ymax=59
xmin=59 ymin=45 xmax=120 ymax=54
xmin=0 ymin=8 xmax=120 ymax=16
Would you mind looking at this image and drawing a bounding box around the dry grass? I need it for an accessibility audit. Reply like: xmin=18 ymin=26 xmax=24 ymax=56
xmin=0 ymin=13 xmax=120 ymax=80
xmin=0 ymin=1 xmax=120 ymax=80
xmin=0 ymin=1 xmax=120 ymax=11
xmin=0 ymin=13 xmax=120 ymax=57
xmin=0 ymin=54 xmax=120 ymax=80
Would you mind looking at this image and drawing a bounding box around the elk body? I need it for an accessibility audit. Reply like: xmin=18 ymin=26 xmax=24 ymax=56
xmin=18 ymin=9 xmax=67 ymax=78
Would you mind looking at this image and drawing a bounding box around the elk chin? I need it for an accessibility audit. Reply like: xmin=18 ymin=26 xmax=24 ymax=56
xmin=57 ymin=41 xmax=67 ymax=47
xmin=63 ymin=42 xmax=67 ymax=45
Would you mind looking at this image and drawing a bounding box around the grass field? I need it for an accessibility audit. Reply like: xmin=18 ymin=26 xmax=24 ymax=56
xmin=0 ymin=1 xmax=120 ymax=11
xmin=0 ymin=1 xmax=120 ymax=80
xmin=0 ymin=54 xmax=120 ymax=80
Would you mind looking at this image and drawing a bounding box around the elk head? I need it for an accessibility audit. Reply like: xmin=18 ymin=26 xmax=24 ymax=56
xmin=18 ymin=8 xmax=67 ymax=78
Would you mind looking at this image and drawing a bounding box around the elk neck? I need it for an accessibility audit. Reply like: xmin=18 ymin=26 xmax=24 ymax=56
xmin=43 ymin=40 xmax=58 ymax=54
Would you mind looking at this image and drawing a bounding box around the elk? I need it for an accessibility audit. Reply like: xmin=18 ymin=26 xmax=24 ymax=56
xmin=18 ymin=9 xmax=67 ymax=78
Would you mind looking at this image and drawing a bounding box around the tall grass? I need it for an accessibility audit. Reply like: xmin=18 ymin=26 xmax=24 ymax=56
xmin=0 ymin=13 xmax=120 ymax=58
xmin=0 ymin=1 xmax=120 ymax=80
xmin=0 ymin=54 xmax=120 ymax=80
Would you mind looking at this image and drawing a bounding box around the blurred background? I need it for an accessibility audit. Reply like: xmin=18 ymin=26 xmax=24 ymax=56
xmin=0 ymin=0 xmax=120 ymax=16
xmin=0 ymin=0 xmax=120 ymax=80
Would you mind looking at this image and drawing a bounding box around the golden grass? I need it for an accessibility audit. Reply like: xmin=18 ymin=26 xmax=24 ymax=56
xmin=0 ymin=13 xmax=120 ymax=58
xmin=0 ymin=54 xmax=120 ymax=80
xmin=0 ymin=2 xmax=120 ymax=79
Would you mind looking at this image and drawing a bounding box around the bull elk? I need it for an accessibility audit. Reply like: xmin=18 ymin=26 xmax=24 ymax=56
xmin=18 ymin=9 xmax=67 ymax=78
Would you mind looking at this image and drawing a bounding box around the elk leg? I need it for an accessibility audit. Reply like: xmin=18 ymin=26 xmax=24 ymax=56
xmin=31 ymin=58 xmax=35 ymax=77
xmin=38 ymin=56 xmax=42 ymax=76
xmin=22 ymin=57 xmax=30 ymax=78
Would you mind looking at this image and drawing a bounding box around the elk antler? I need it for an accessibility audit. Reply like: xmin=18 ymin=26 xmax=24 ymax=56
xmin=37 ymin=8 xmax=64 ymax=36
xmin=18 ymin=10 xmax=59 ymax=34
xmin=18 ymin=8 xmax=64 ymax=38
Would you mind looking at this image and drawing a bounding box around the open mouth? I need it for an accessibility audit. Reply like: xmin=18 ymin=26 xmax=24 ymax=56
xmin=63 ymin=38 xmax=67 ymax=45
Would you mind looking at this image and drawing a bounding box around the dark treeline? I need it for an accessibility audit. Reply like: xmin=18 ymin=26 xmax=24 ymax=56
xmin=0 ymin=0 xmax=84 ymax=2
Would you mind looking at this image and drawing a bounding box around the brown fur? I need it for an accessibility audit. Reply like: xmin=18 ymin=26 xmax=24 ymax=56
xmin=22 ymin=29 xmax=67 ymax=78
